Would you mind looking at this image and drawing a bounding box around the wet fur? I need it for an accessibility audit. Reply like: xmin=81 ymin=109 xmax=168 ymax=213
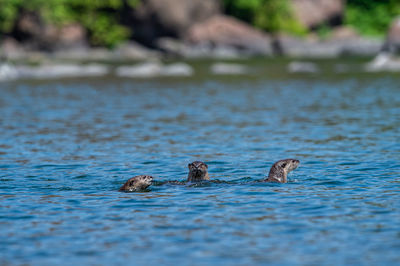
xmin=265 ymin=159 xmax=300 ymax=183
xmin=187 ymin=161 xmax=210 ymax=182
xmin=119 ymin=175 xmax=153 ymax=192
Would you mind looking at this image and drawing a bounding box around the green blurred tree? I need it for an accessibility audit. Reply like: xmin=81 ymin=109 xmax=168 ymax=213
xmin=223 ymin=0 xmax=307 ymax=35
xmin=345 ymin=0 xmax=400 ymax=37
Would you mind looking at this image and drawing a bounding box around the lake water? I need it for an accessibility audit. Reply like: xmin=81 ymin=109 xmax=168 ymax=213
xmin=1 ymin=62 xmax=399 ymax=265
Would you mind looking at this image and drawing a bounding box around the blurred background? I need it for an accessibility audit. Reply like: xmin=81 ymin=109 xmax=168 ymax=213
xmin=0 ymin=0 xmax=399 ymax=64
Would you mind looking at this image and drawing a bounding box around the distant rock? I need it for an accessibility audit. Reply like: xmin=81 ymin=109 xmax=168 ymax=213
xmin=288 ymin=61 xmax=319 ymax=73
xmin=339 ymin=38 xmax=383 ymax=57
xmin=210 ymin=63 xmax=249 ymax=75
xmin=0 ymin=63 xmax=19 ymax=81
xmin=156 ymin=37 xmax=242 ymax=59
xmin=185 ymin=15 xmax=273 ymax=56
xmin=365 ymin=53 xmax=400 ymax=72
xmin=13 ymin=11 xmax=88 ymax=51
xmin=383 ymin=16 xmax=400 ymax=55
xmin=18 ymin=64 xmax=108 ymax=79
xmin=161 ymin=63 xmax=193 ymax=76
xmin=1 ymin=63 xmax=110 ymax=81
xmin=130 ymin=0 xmax=220 ymax=45
xmin=115 ymin=61 xmax=193 ymax=77
xmin=275 ymin=34 xmax=382 ymax=57
xmin=291 ymin=0 xmax=344 ymax=29
xmin=56 ymin=23 xmax=87 ymax=50
xmin=276 ymin=35 xmax=338 ymax=57
xmin=112 ymin=42 xmax=161 ymax=60
xmin=51 ymin=48 xmax=108 ymax=61
xmin=330 ymin=26 xmax=359 ymax=40
xmin=116 ymin=62 xmax=162 ymax=78
xmin=0 ymin=37 xmax=26 ymax=60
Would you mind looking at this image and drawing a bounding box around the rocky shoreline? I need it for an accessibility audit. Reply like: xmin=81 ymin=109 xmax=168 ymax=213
xmin=1 ymin=1 xmax=400 ymax=81
xmin=0 ymin=26 xmax=388 ymax=63
xmin=2 ymin=54 xmax=400 ymax=82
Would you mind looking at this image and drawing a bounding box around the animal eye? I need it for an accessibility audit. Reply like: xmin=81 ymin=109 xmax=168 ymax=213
xmin=281 ymin=163 xmax=287 ymax=168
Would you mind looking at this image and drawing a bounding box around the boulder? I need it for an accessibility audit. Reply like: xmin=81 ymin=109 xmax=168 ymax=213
xmin=210 ymin=63 xmax=249 ymax=75
xmin=56 ymin=23 xmax=87 ymax=50
xmin=115 ymin=61 xmax=193 ymax=78
xmin=184 ymin=15 xmax=273 ymax=56
xmin=383 ymin=16 xmax=400 ymax=54
xmin=288 ymin=61 xmax=319 ymax=73
xmin=156 ymin=37 xmax=242 ymax=59
xmin=17 ymin=64 xmax=109 ymax=79
xmin=275 ymin=34 xmax=382 ymax=58
xmin=291 ymin=0 xmax=344 ymax=29
xmin=330 ymin=26 xmax=359 ymax=40
xmin=0 ymin=37 xmax=26 ymax=60
xmin=130 ymin=0 xmax=220 ymax=45
xmin=0 ymin=63 xmax=19 ymax=81
xmin=112 ymin=41 xmax=161 ymax=60
xmin=365 ymin=53 xmax=400 ymax=72
xmin=13 ymin=11 xmax=87 ymax=51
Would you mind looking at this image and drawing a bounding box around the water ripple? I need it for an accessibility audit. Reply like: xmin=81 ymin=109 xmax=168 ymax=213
xmin=0 ymin=75 xmax=399 ymax=265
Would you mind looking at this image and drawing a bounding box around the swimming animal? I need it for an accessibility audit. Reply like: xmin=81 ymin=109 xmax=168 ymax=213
xmin=265 ymin=159 xmax=300 ymax=183
xmin=187 ymin=161 xmax=210 ymax=182
xmin=119 ymin=175 xmax=153 ymax=192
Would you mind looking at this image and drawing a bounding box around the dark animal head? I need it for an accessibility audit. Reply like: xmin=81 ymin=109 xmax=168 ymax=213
xmin=187 ymin=161 xmax=209 ymax=181
xmin=267 ymin=159 xmax=300 ymax=183
xmin=119 ymin=175 xmax=153 ymax=192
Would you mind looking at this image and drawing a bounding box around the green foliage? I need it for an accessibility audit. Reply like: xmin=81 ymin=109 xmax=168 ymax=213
xmin=223 ymin=0 xmax=307 ymax=35
xmin=0 ymin=0 xmax=139 ymax=47
xmin=345 ymin=0 xmax=400 ymax=37
xmin=0 ymin=0 xmax=21 ymax=32
xmin=316 ymin=23 xmax=332 ymax=40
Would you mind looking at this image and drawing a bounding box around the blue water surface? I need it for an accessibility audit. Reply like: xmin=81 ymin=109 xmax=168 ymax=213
xmin=0 ymin=70 xmax=399 ymax=265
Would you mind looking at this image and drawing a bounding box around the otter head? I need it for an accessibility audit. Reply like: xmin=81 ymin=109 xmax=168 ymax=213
xmin=266 ymin=159 xmax=300 ymax=183
xmin=119 ymin=175 xmax=153 ymax=192
xmin=187 ymin=161 xmax=210 ymax=182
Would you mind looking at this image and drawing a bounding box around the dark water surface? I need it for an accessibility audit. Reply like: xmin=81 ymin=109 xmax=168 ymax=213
xmin=1 ymin=70 xmax=399 ymax=265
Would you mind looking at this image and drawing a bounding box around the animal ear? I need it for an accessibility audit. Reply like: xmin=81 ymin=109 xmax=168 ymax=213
xmin=188 ymin=163 xmax=191 ymax=167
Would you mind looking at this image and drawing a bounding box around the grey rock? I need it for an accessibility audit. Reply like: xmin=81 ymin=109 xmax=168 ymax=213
xmin=112 ymin=42 xmax=161 ymax=60
xmin=288 ymin=61 xmax=319 ymax=73
xmin=14 ymin=11 xmax=88 ymax=51
xmin=17 ymin=64 xmax=108 ymax=79
xmin=130 ymin=0 xmax=220 ymax=45
xmin=291 ymin=0 xmax=344 ymax=29
xmin=157 ymin=38 xmax=243 ymax=59
xmin=0 ymin=38 xmax=26 ymax=60
xmin=52 ymin=48 xmax=111 ymax=61
xmin=338 ymin=38 xmax=383 ymax=56
xmin=115 ymin=61 xmax=193 ymax=77
xmin=210 ymin=63 xmax=249 ymax=75
xmin=0 ymin=63 xmax=19 ymax=81
xmin=116 ymin=62 xmax=162 ymax=78
xmin=276 ymin=34 xmax=382 ymax=58
xmin=185 ymin=15 xmax=273 ymax=56
xmin=365 ymin=53 xmax=400 ymax=72
xmin=383 ymin=16 xmax=400 ymax=55
xmin=160 ymin=63 xmax=193 ymax=76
